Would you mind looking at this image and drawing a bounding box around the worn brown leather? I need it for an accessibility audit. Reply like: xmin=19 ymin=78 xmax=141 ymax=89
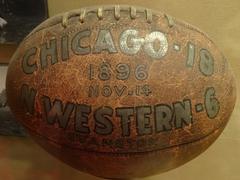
xmin=6 ymin=5 xmax=236 ymax=179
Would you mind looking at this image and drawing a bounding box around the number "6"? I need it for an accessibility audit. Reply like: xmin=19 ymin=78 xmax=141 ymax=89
xmin=205 ymin=87 xmax=220 ymax=119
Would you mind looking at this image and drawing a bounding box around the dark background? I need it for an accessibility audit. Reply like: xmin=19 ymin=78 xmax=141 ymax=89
xmin=0 ymin=0 xmax=48 ymax=43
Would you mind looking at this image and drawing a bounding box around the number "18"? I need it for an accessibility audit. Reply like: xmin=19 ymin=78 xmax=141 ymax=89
xmin=186 ymin=42 xmax=214 ymax=76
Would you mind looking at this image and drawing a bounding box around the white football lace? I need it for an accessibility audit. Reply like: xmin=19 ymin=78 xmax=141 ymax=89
xmin=61 ymin=5 xmax=174 ymax=28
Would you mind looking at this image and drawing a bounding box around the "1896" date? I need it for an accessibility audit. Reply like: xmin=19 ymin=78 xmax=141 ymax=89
xmin=88 ymin=63 xmax=148 ymax=81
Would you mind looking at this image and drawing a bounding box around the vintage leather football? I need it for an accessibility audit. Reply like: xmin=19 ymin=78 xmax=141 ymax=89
xmin=6 ymin=5 xmax=236 ymax=179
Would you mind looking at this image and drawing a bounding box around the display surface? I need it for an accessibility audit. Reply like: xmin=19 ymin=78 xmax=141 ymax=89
xmin=5 ymin=4 xmax=237 ymax=179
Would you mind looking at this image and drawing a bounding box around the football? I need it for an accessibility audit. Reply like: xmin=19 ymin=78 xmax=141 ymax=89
xmin=6 ymin=5 xmax=236 ymax=179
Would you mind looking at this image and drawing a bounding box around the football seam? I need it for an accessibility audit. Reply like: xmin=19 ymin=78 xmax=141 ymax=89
xmin=24 ymin=5 xmax=211 ymax=42
xmin=62 ymin=5 xmax=156 ymax=27
xmin=26 ymin=121 xmax=226 ymax=156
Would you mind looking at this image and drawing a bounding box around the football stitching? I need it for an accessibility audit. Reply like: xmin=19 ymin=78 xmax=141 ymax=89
xmin=61 ymin=5 xmax=165 ymax=28
xmin=24 ymin=5 xmax=212 ymax=43
xmin=24 ymin=120 xmax=226 ymax=156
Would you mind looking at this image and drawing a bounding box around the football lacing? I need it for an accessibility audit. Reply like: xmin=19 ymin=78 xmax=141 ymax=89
xmin=61 ymin=5 xmax=174 ymax=28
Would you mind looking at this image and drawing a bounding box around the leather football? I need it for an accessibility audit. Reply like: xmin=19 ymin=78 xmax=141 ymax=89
xmin=6 ymin=5 xmax=236 ymax=179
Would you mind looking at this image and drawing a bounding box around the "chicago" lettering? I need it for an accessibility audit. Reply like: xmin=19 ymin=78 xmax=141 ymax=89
xmin=22 ymin=28 xmax=168 ymax=74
